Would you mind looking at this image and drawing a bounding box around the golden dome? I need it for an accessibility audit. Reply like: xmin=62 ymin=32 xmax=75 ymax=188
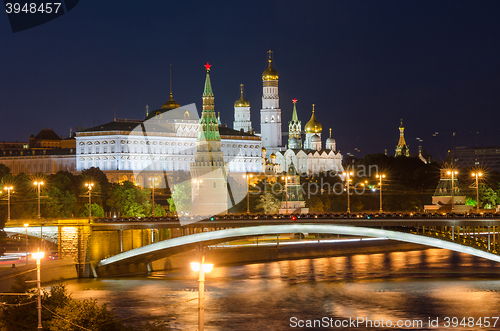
xmin=261 ymin=147 xmax=266 ymax=151
xmin=234 ymin=84 xmax=250 ymax=107
xmin=270 ymin=153 xmax=276 ymax=159
xmin=162 ymin=93 xmax=180 ymax=110
xmin=304 ymin=104 xmax=322 ymax=133
xmin=262 ymin=51 xmax=278 ymax=81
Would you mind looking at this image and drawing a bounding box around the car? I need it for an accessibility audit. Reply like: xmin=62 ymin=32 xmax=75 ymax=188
xmin=48 ymin=251 xmax=58 ymax=260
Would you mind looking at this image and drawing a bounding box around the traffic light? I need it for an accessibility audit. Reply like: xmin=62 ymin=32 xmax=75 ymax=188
xmin=291 ymin=215 xmax=297 ymax=222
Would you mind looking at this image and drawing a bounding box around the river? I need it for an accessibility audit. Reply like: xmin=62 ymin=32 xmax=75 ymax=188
xmin=60 ymin=248 xmax=500 ymax=330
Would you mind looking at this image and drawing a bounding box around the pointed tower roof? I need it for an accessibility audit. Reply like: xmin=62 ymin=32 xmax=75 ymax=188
xmin=198 ymin=63 xmax=220 ymax=141
xmin=291 ymin=98 xmax=299 ymax=123
xmin=395 ymin=118 xmax=409 ymax=156
xmin=234 ymin=84 xmax=250 ymax=107
xmin=203 ymin=63 xmax=214 ymax=97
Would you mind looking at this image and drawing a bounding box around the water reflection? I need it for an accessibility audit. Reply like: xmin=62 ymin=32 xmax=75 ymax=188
xmin=61 ymin=248 xmax=500 ymax=330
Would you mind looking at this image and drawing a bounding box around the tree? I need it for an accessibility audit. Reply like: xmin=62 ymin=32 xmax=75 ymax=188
xmin=106 ymin=181 xmax=151 ymax=217
xmin=81 ymin=203 xmax=105 ymax=217
xmin=47 ymin=298 xmax=121 ymax=331
xmin=153 ymin=203 xmax=166 ymax=216
xmin=170 ymin=181 xmax=192 ymax=214
xmin=256 ymin=193 xmax=280 ymax=214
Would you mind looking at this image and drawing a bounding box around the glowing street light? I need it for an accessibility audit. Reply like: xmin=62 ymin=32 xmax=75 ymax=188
xmin=447 ymin=170 xmax=458 ymax=212
xmin=85 ymin=182 xmax=94 ymax=218
xmin=23 ymin=223 xmax=29 ymax=265
xmin=191 ymin=255 xmax=213 ymax=331
xmin=32 ymin=250 xmax=45 ymax=331
xmin=376 ymin=174 xmax=386 ymax=213
xmin=149 ymin=177 xmax=158 ymax=216
xmin=4 ymin=186 xmax=13 ymax=221
xmin=342 ymin=171 xmax=354 ymax=213
xmin=33 ymin=181 xmax=44 ymax=219
xmin=281 ymin=176 xmax=291 ymax=214
xmin=244 ymin=174 xmax=253 ymax=214
xmin=471 ymin=172 xmax=483 ymax=212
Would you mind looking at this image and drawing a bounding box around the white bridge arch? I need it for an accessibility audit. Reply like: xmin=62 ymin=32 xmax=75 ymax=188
xmin=97 ymin=224 xmax=500 ymax=268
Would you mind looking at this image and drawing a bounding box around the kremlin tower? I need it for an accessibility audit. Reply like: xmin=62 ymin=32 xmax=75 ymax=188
xmin=233 ymin=84 xmax=252 ymax=132
xmin=260 ymin=50 xmax=282 ymax=151
xmin=288 ymin=99 xmax=302 ymax=149
xmin=395 ymin=118 xmax=409 ymax=157
xmin=190 ymin=63 xmax=228 ymax=216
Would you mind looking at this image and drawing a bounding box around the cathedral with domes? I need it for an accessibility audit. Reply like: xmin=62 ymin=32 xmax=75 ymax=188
xmin=235 ymin=51 xmax=343 ymax=176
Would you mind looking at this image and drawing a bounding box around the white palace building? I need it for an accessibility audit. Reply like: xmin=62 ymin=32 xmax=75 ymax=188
xmin=0 ymin=51 xmax=343 ymax=184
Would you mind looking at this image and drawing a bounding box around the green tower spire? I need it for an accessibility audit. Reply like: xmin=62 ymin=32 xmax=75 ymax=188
xmin=198 ymin=63 xmax=220 ymax=141
xmin=291 ymin=99 xmax=299 ymax=122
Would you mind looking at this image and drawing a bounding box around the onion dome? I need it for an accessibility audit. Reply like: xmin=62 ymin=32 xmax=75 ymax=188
xmin=304 ymin=104 xmax=322 ymax=133
xmin=311 ymin=134 xmax=321 ymax=143
xmin=289 ymin=137 xmax=298 ymax=146
xmin=270 ymin=152 xmax=276 ymax=159
xmin=261 ymin=147 xmax=266 ymax=152
xmin=234 ymin=84 xmax=250 ymax=107
xmin=262 ymin=51 xmax=279 ymax=81
xmin=326 ymin=128 xmax=335 ymax=145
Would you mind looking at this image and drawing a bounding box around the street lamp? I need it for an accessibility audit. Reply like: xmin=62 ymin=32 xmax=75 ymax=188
xmin=32 ymin=251 xmax=45 ymax=331
xmin=447 ymin=170 xmax=458 ymax=212
xmin=149 ymin=177 xmax=157 ymax=216
xmin=33 ymin=181 xmax=44 ymax=249
xmin=376 ymin=174 xmax=386 ymax=213
xmin=23 ymin=223 xmax=29 ymax=265
xmin=342 ymin=171 xmax=354 ymax=213
xmin=191 ymin=256 xmax=213 ymax=331
xmin=244 ymin=174 xmax=253 ymax=214
xmin=471 ymin=172 xmax=482 ymax=212
xmin=4 ymin=186 xmax=13 ymax=221
xmin=85 ymin=182 xmax=94 ymax=218
xmin=281 ymin=176 xmax=291 ymax=214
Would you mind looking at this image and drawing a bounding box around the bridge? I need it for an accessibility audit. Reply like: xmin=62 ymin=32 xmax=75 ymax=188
xmin=5 ymin=214 xmax=500 ymax=277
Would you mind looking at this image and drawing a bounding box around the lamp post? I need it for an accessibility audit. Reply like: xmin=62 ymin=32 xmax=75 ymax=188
xmin=33 ymin=181 xmax=44 ymax=219
xmin=4 ymin=186 xmax=13 ymax=221
xmin=33 ymin=181 xmax=44 ymax=249
xmin=376 ymin=174 xmax=386 ymax=213
xmin=149 ymin=177 xmax=157 ymax=216
xmin=191 ymin=255 xmax=213 ymax=331
xmin=281 ymin=176 xmax=290 ymax=214
xmin=342 ymin=171 xmax=354 ymax=213
xmin=447 ymin=170 xmax=458 ymax=212
xmin=85 ymin=183 xmax=94 ymax=218
xmin=24 ymin=223 xmax=29 ymax=265
xmin=244 ymin=174 xmax=253 ymax=214
xmin=471 ymin=172 xmax=482 ymax=212
xmin=32 ymin=251 xmax=45 ymax=331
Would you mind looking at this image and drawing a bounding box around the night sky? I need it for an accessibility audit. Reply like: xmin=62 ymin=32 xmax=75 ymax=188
xmin=1 ymin=1 xmax=500 ymax=160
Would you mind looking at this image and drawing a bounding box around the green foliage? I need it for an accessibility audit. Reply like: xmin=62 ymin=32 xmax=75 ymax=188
xmin=81 ymin=203 xmax=105 ymax=217
xmin=465 ymin=196 xmax=477 ymax=207
xmin=153 ymin=203 xmax=166 ymax=216
xmin=170 ymin=181 xmax=192 ymax=214
xmin=107 ymin=181 xmax=151 ymax=217
xmin=47 ymin=298 xmax=121 ymax=331
xmin=256 ymin=193 xmax=280 ymax=214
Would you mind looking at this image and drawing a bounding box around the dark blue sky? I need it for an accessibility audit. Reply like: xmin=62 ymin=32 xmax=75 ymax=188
xmin=1 ymin=1 xmax=499 ymax=160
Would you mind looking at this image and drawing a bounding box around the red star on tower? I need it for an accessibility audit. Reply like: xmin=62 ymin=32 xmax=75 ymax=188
xmin=292 ymin=98 xmax=297 ymax=103
xmin=204 ymin=62 xmax=211 ymax=71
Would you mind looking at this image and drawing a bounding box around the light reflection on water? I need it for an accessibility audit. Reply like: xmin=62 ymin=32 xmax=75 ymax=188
xmin=62 ymin=248 xmax=500 ymax=330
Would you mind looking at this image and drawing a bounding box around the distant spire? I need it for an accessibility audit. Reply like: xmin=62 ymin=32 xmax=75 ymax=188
xmin=145 ymin=104 xmax=149 ymax=117
xmin=312 ymin=104 xmax=315 ymax=113
xmin=114 ymin=108 xmax=116 ymax=121
xmin=169 ymin=64 xmax=173 ymax=97
xmin=203 ymin=63 xmax=214 ymax=97
xmin=329 ymin=128 xmax=332 ymax=138
xmin=291 ymin=99 xmax=298 ymax=122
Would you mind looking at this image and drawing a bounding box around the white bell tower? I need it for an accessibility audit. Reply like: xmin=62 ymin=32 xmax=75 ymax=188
xmin=260 ymin=50 xmax=282 ymax=150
